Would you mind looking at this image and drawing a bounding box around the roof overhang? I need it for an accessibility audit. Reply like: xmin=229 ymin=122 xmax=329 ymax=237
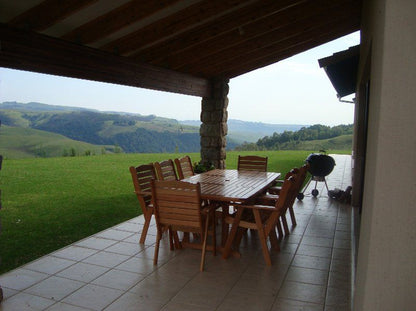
xmin=0 ymin=0 xmax=362 ymax=97
xmin=318 ymin=44 xmax=360 ymax=98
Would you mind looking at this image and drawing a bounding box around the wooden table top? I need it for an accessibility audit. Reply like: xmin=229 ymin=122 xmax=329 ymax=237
xmin=183 ymin=169 xmax=280 ymax=203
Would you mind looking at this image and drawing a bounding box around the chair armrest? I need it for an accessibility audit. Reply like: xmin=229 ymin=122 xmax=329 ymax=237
xmin=237 ymin=204 xmax=278 ymax=211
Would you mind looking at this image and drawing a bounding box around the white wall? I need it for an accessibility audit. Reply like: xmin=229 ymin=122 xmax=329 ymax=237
xmin=354 ymin=0 xmax=416 ymax=310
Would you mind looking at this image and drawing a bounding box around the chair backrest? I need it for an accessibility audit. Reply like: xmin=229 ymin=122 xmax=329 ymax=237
xmin=174 ymin=156 xmax=195 ymax=180
xmin=275 ymin=175 xmax=297 ymax=212
xmin=129 ymin=163 xmax=156 ymax=211
xmin=154 ymin=159 xmax=178 ymax=181
xmin=151 ymin=180 xmax=203 ymax=232
xmin=237 ymin=155 xmax=268 ymax=172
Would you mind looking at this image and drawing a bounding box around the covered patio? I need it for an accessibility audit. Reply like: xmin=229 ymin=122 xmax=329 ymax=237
xmin=2 ymin=0 xmax=416 ymax=310
xmin=0 ymin=155 xmax=354 ymax=310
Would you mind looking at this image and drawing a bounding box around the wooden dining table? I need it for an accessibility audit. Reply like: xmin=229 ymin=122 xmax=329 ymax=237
xmin=183 ymin=169 xmax=281 ymax=258
xmin=182 ymin=169 xmax=280 ymax=203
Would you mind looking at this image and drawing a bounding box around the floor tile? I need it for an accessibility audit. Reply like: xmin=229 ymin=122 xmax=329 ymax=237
xmin=82 ymin=251 xmax=130 ymax=268
xmin=0 ymin=292 xmax=55 ymax=310
xmin=74 ymin=237 xmax=118 ymax=250
xmin=103 ymin=291 xmax=166 ymax=311
xmin=286 ymin=266 xmax=329 ymax=286
xmin=0 ymin=286 xmax=19 ymax=300
xmin=95 ymin=229 xmax=134 ymax=241
xmin=46 ymin=302 xmax=93 ymax=311
xmin=217 ymin=288 xmax=276 ymax=311
xmin=325 ymin=286 xmax=351 ymax=308
xmin=62 ymin=284 xmax=123 ymax=311
xmin=104 ymin=241 xmax=144 ymax=256
xmin=113 ymin=222 xmax=140 ymax=233
xmin=301 ymin=236 xmax=334 ymax=248
xmin=23 ymin=256 xmax=76 ymax=275
xmin=56 ymin=262 xmax=110 ymax=283
xmin=114 ymin=256 xmax=157 ymax=275
xmin=52 ymin=246 xmax=98 ymax=262
xmin=297 ymin=244 xmax=332 ymax=258
xmin=0 ymin=268 xmax=49 ymax=291
xmin=278 ymin=281 xmax=326 ymax=305
xmin=271 ymin=298 xmax=324 ymax=311
xmin=24 ymin=276 xmax=85 ymax=301
xmin=292 ymin=255 xmax=331 ymax=271
xmin=161 ymin=301 xmax=213 ymax=311
xmin=91 ymin=269 xmax=145 ymax=291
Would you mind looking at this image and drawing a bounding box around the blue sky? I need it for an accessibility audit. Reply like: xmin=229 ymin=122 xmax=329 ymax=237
xmin=0 ymin=32 xmax=359 ymax=126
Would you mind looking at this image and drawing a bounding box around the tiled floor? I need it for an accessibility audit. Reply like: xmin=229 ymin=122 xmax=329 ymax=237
xmin=0 ymin=155 xmax=355 ymax=311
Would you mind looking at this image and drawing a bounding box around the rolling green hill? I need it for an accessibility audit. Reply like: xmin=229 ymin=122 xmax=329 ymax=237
xmin=0 ymin=125 xmax=116 ymax=159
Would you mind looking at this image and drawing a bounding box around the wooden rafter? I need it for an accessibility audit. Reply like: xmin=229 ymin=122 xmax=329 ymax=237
xmin=223 ymin=22 xmax=360 ymax=78
xmin=8 ymin=0 xmax=99 ymax=31
xmin=179 ymin=2 xmax=360 ymax=77
xmin=130 ymin=0 xmax=304 ymax=62
xmin=161 ymin=0 xmax=348 ymax=70
xmin=61 ymin=0 xmax=182 ymax=45
xmin=100 ymin=0 xmax=254 ymax=55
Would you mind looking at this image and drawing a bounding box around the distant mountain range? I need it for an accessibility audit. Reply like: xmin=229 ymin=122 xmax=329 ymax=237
xmin=0 ymin=101 xmax=308 ymax=158
xmin=180 ymin=120 xmax=307 ymax=144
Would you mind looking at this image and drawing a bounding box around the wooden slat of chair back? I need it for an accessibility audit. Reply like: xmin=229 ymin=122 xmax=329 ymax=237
xmin=151 ymin=180 xmax=203 ymax=232
xmin=238 ymin=155 xmax=268 ymax=172
xmin=129 ymin=163 xmax=156 ymax=208
xmin=174 ymin=156 xmax=195 ymax=180
xmin=129 ymin=163 xmax=157 ymax=244
xmin=155 ymin=159 xmax=178 ymax=181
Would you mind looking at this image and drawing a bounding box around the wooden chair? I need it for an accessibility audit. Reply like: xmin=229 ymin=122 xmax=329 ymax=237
xmin=151 ymin=180 xmax=216 ymax=271
xmin=256 ymin=164 xmax=309 ymax=237
xmin=237 ymin=155 xmax=268 ymax=172
xmin=154 ymin=159 xmax=178 ymax=181
xmin=129 ymin=163 xmax=157 ymax=244
xmin=174 ymin=156 xmax=195 ymax=180
xmin=222 ymin=175 xmax=296 ymax=266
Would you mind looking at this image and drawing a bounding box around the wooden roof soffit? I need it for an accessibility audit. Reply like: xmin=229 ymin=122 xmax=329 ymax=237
xmin=0 ymin=23 xmax=211 ymax=97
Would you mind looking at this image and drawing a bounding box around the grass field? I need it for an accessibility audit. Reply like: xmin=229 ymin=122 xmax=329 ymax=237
xmin=0 ymin=150 xmax=349 ymax=274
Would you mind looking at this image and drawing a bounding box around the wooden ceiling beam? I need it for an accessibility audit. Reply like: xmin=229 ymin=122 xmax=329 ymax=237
xmin=0 ymin=24 xmax=210 ymax=97
xmin=100 ymin=0 xmax=253 ymax=55
xmin=61 ymin=0 xmax=182 ymax=45
xmin=164 ymin=0 xmax=350 ymax=70
xmin=131 ymin=0 xmax=306 ymax=62
xmin=7 ymin=0 xmax=99 ymax=31
xmin=223 ymin=23 xmax=360 ymax=79
xmin=180 ymin=2 xmax=360 ymax=76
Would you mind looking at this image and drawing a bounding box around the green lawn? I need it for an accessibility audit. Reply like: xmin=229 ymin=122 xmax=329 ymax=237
xmin=0 ymin=150 xmax=349 ymax=274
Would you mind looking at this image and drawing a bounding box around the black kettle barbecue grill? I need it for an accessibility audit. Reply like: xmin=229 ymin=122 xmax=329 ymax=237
xmin=300 ymin=153 xmax=336 ymax=198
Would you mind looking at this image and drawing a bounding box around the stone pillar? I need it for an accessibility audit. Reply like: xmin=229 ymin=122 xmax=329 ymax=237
xmin=200 ymin=79 xmax=229 ymax=169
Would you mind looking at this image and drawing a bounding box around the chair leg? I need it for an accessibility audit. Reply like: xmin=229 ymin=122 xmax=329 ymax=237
xmin=200 ymin=214 xmax=210 ymax=271
xmin=222 ymin=207 xmax=244 ymax=259
xmin=168 ymin=228 xmax=174 ymax=250
xmin=139 ymin=211 xmax=152 ymax=244
xmin=276 ymin=220 xmax=284 ymax=239
xmin=288 ymin=206 xmax=297 ymax=226
xmin=253 ymin=209 xmax=272 ymax=266
xmin=269 ymin=228 xmax=280 ymax=252
xmin=211 ymin=210 xmax=217 ymax=256
xmin=281 ymin=214 xmax=290 ymax=235
xmin=234 ymin=227 xmax=247 ymax=249
xmin=153 ymin=230 xmax=162 ymax=266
